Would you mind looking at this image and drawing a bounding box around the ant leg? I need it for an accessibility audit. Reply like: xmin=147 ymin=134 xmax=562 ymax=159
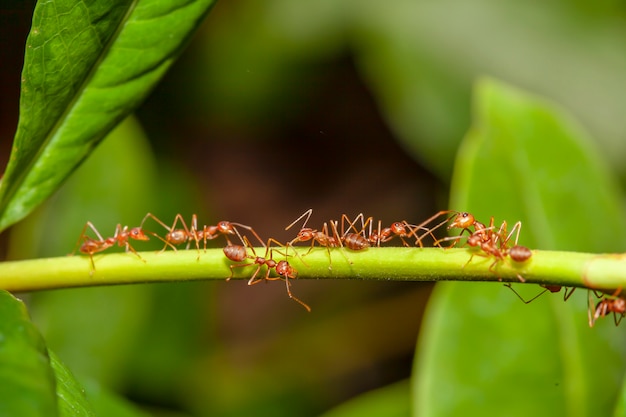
xmin=246 ymin=266 xmax=265 ymax=285
xmin=230 ymin=222 xmax=265 ymax=248
xmin=284 ymin=278 xmax=311 ymax=312
xmin=506 ymin=221 xmax=523 ymax=246
xmin=323 ymin=222 xmax=338 ymax=270
xmin=413 ymin=210 xmax=456 ymax=247
xmin=433 ymin=234 xmax=466 ymax=248
xmin=123 ymin=241 xmax=146 ymax=263
xmin=588 ymin=290 xmax=603 ymax=328
xmin=367 ymin=218 xmax=382 ymax=247
xmin=71 ymin=221 xmax=106 ymax=255
xmin=285 ymin=209 xmax=313 ymax=231
xmin=504 ymin=283 xmax=548 ymax=304
xmin=563 ymin=287 xmax=576 ymax=302
xmin=341 ymin=213 xmax=370 ymax=238
xmin=140 ymin=213 xmax=185 ymax=252
xmin=187 ymin=214 xmax=204 ymax=259
xmin=492 ymin=220 xmax=508 ymax=246
xmin=268 ymin=237 xmax=307 ymax=267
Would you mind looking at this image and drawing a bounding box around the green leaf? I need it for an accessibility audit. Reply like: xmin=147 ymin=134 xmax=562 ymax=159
xmin=0 ymin=0 xmax=216 ymax=232
xmin=51 ymin=356 xmax=150 ymax=417
xmin=413 ymin=78 xmax=626 ymax=417
xmin=83 ymin=379 xmax=152 ymax=417
xmin=0 ymin=290 xmax=57 ymax=417
xmin=50 ymin=351 xmax=96 ymax=417
xmin=320 ymin=380 xmax=409 ymax=417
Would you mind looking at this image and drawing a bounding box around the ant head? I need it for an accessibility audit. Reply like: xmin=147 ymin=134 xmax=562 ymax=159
xmin=296 ymin=228 xmax=314 ymax=241
xmin=390 ymin=222 xmax=407 ymax=235
xmin=217 ymin=221 xmax=235 ymax=234
xmin=614 ymin=297 xmax=626 ymax=313
xmin=449 ymin=212 xmax=474 ymax=230
xmin=129 ymin=228 xmax=150 ymax=241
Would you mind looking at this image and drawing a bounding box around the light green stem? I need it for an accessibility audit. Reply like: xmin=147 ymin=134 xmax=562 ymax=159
xmin=0 ymin=247 xmax=624 ymax=293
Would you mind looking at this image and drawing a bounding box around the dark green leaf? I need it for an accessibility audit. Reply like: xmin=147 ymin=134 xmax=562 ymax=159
xmin=0 ymin=290 xmax=56 ymax=417
xmin=50 ymin=351 xmax=95 ymax=417
xmin=414 ymin=78 xmax=626 ymax=417
xmin=0 ymin=0 xmax=216 ymax=232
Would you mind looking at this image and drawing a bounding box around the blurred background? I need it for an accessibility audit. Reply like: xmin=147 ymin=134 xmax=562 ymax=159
xmin=2 ymin=0 xmax=626 ymax=416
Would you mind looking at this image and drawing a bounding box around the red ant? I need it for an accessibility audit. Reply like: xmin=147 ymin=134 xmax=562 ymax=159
xmin=443 ymin=212 xmax=529 ymax=260
xmin=202 ymin=220 xmax=265 ymax=248
xmin=588 ymin=288 xmax=625 ymax=327
xmin=285 ymin=209 xmax=346 ymax=269
xmin=223 ymin=237 xmax=311 ymax=312
xmin=336 ymin=213 xmax=372 ymax=250
xmin=467 ymin=228 xmax=530 ymax=282
xmin=140 ymin=213 xmax=201 ymax=253
xmin=433 ymin=212 xmax=501 ymax=248
xmin=372 ymin=220 xmax=419 ymax=247
xmin=141 ymin=213 xmax=265 ymax=254
xmin=434 ymin=212 xmax=531 ymax=282
xmin=72 ymin=221 xmax=150 ymax=274
xmin=347 ymin=214 xmax=433 ymax=248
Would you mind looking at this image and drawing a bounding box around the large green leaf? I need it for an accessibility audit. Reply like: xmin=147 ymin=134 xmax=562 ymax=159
xmin=0 ymin=290 xmax=56 ymax=417
xmin=50 ymin=351 xmax=95 ymax=417
xmin=413 ymin=79 xmax=626 ymax=417
xmin=0 ymin=0 xmax=216 ymax=232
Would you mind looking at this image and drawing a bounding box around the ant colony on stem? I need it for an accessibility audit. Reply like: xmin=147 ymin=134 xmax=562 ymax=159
xmin=70 ymin=210 xmax=624 ymax=325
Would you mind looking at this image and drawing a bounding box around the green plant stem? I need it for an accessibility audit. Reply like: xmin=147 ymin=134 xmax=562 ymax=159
xmin=0 ymin=248 xmax=625 ymax=293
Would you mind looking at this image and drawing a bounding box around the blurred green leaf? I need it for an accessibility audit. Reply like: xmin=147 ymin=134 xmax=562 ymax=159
xmin=122 ymin=282 xmax=212 ymax=401
xmin=50 ymin=350 xmax=95 ymax=417
xmin=413 ymin=78 xmax=626 ymax=417
xmin=83 ymin=379 xmax=152 ymax=417
xmin=349 ymin=0 xmax=626 ymax=180
xmin=614 ymin=374 xmax=626 ymax=417
xmin=0 ymin=0 xmax=216 ymax=232
xmin=32 ymin=286 xmax=153 ymax=390
xmin=0 ymin=290 xmax=56 ymax=417
xmin=320 ymin=380 xmax=409 ymax=417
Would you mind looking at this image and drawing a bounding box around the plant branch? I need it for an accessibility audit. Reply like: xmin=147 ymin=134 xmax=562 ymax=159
xmin=1 ymin=248 xmax=625 ymax=293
